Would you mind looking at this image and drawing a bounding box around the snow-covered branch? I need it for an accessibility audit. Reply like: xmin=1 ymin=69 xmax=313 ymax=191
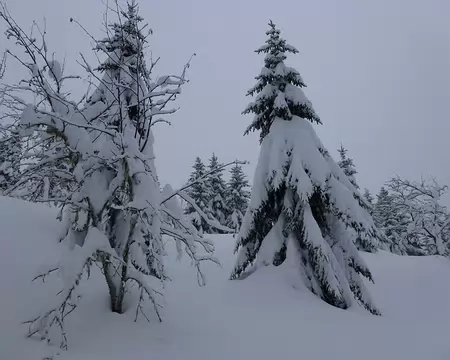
xmin=178 ymin=191 xmax=234 ymax=233
xmin=1 ymin=2 xmax=219 ymax=351
xmin=161 ymin=160 xmax=248 ymax=205
xmin=387 ymin=176 xmax=450 ymax=256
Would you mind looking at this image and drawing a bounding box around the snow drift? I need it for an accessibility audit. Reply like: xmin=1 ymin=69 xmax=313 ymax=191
xmin=1 ymin=195 xmax=450 ymax=360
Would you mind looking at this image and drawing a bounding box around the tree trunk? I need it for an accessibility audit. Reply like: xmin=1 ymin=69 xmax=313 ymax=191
xmin=102 ymin=256 xmax=126 ymax=314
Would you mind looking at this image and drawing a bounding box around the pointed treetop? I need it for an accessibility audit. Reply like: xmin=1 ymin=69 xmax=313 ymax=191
xmin=337 ymin=144 xmax=358 ymax=189
xmin=124 ymin=0 xmax=142 ymax=22
xmin=209 ymin=153 xmax=220 ymax=168
xmin=94 ymin=0 xmax=147 ymax=73
xmin=243 ymin=20 xmax=320 ymax=142
xmin=256 ymin=20 xmax=299 ymax=69
xmin=193 ymin=157 xmax=206 ymax=173
xmin=364 ymin=188 xmax=374 ymax=204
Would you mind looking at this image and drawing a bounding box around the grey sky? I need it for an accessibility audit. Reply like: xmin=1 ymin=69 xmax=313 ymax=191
xmin=2 ymin=0 xmax=450 ymax=194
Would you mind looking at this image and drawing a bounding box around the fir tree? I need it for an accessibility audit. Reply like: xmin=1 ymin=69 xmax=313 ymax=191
xmin=363 ymin=188 xmax=375 ymax=217
xmin=336 ymin=146 xmax=378 ymax=252
xmin=231 ymin=21 xmax=381 ymax=315
xmin=373 ymin=187 xmax=407 ymax=255
xmin=184 ymin=157 xmax=213 ymax=233
xmin=226 ymin=162 xmax=250 ymax=233
xmin=206 ymin=153 xmax=228 ymax=232
xmin=337 ymin=144 xmax=358 ymax=189
xmin=243 ymin=22 xmax=320 ymax=143
xmin=373 ymin=187 xmax=391 ymax=230
xmin=364 ymin=188 xmax=374 ymax=206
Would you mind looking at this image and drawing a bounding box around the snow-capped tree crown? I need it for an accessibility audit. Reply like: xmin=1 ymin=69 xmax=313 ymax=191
xmin=364 ymin=188 xmax=374 ymax=205
xmin=372 ymin=187 xmax=408 ymax=255
xmin=227 ymin=163 xmax=250 ymax=212
xmin=95 ymin=1 xmax=147 ymax=73
xmin=207 ymin=154 xmax=227 ymax=219
xmin=208 ymin=153 xmax=226 ymax=189
xmin=184 ymin=157 xmax=212 ymax=231
xmin=226 ymin=163 xmax=250 ymax=232
xmin=337 ymin=145 xmax=358 ymax=189
xmin=243 ymin=20 xmax=321 ymax=142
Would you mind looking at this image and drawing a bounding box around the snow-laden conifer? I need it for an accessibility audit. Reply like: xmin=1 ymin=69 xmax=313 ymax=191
xmin=243 ymin=22 xmax=320 ymax=143
xmin=226 ymin=162 xmax=250 ymax=233
xmin=231 ymin=21 xmax=381 ymax=314
xmin=337 ymin=145 xmax=358 ymax=189
xmin=372 ymin=187 xmax=408 ymax=255
xmin=363 ymin=188 xmax=374 ymax=215
xmin=184 ymin=157 xmax=213 ymax=233
xmin=206 ymin=153 xmax=228 ymax=232
xmin=335 ymin=145 xmax=380 ymax=252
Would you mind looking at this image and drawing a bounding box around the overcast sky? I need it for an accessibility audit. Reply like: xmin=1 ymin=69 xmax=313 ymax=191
xmin=1 ymin=0 xmax=450 ymax=194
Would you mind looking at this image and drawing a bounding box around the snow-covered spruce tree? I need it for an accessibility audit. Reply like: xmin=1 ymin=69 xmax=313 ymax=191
xmin=231 ymin=21 xmax=381 ymax=314
xmin=363 ymin=188 xmax=374 ymax=215
xmin=184 ymin=157 xmax=213 ymax=233
xmin=335 ymin=145 xmax=380 ymax=252
xmin=1 ymin=2 xmax=218 ymax=350
xmin=206 ymin=153 xmax=228 ymax=233
xmin=362 ymin=189 xmax=377 ymax=231
xmin=373 ymin=187 xmax=408 ymax=255
xmin=226 ymin=162 xmax=250 ymax=233
xmin=337 ymin=144 xmax=358 ymax=189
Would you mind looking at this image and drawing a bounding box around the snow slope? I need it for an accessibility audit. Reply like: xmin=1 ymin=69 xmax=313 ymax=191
xmin=1 ymin=195 xmax=450 ymax=360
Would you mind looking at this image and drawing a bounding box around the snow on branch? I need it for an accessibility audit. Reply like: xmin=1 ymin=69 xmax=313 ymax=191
xmin=0 ymin=51 xmax=6 ymax=80
xmin=1 ymin=2 xmax=220 ymax=352
xmin=161 ymin=160 xmax=248 ymax=205
xmin=24 ymin=227 xmax=109 ymax=350
xmin=178 ymin=190 xmax=235 ymax=234
xmin=387 ymin=176 xmax=450 ymax=256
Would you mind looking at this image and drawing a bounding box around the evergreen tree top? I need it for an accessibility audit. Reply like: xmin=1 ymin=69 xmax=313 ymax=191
xmin=337 ymin=144 xmax=358 ymax=189
xmin=208 ymin=153 xmax=220 ymax=169
xmin=189 ymin=157 xmax=206 ymax=180
xmin=194 ymin=156 xmax=205 ymax=168
xmin=228 ymin=163 xmax=250 ymax=196
xmin=255 ymin=20 xmax=299 ymax=72
xmin=95 ymin=1 xmax=148 ymax=73
xmin=243 ymin=21 xmax=321 ymax=143
xmin=207 ymin=153 xmax=226 ymax=191
xmin=364 ymin=188 xmax=374 ymax=204
xmin=229 ymin=162 xmax=248 ymax=181
xmin=377 ymin=187 xmax=390 ymax=199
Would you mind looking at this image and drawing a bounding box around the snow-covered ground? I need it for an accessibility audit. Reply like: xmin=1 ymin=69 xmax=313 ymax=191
xmin=1 ymin=195 xmax=450 ymax=360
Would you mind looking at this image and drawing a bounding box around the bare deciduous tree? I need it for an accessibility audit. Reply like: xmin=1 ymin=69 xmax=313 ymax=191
xmin=0 ymin=1 xmax=235 ymax=351
xmin=387 ymin=176 xmax=450 ymax=256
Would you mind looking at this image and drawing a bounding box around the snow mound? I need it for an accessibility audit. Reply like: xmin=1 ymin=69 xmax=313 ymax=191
xmin=1 ymin=196 xmax=450 ymax=359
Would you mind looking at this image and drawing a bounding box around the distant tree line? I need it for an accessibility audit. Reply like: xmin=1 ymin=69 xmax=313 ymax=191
xmin=184 ymin=154 xmax=250 ymax=235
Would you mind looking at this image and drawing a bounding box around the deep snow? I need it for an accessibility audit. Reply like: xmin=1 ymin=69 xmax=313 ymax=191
xmin=1 ymin=195 xmax=450 ymax=360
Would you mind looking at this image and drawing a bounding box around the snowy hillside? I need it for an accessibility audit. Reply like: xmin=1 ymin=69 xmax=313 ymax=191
xmin=1 ymin=196 xmax=450 ymax=360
